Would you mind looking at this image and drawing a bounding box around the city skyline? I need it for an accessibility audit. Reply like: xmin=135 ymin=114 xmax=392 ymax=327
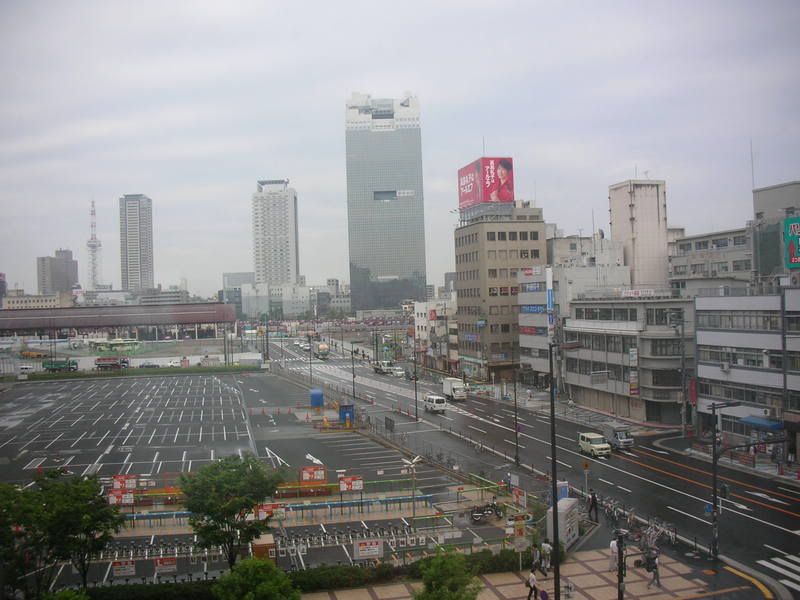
xmin=1 ymin=2 xmax=798 ymax=296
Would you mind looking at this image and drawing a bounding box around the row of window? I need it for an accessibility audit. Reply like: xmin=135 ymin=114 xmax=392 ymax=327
xmin=455 ymin=232 xmax=479 ymax=248
xmin=696 ymin=311 xmax=781 ymax=331
xmin=566 ymin=332 xmax=638 ymax=353
xmin=457 ymin=249 xmax=542 ymax=263
xmin=673 ymin=260 xmax=751 ymax=275
xmin=697 ymin=346 xmax=800 ymax=371
xmin=488 ymin=287 xmax=520 ymax=296
xmin=646 ymin=308 xmax=684 ymax=326
xmin=485 ymin=231 xmax=540 ymax=242
xmin=676 ymin=235 xmax=748 ymax=253
xmin=574 ymin=307 xmax=638 ymax=321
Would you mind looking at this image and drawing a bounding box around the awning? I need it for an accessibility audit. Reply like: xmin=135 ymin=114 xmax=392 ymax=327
xmin=739 ymin=415 xmax=783 ymax=431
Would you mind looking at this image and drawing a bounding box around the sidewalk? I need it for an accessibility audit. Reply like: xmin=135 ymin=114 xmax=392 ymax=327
xmin=656 ymin=435 xmax=800 ymax=485
xmin=301 ymin=547 xmax=768 ymax=600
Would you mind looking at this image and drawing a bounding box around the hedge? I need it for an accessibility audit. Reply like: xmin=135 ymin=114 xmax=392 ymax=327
xmin=288 ymin=562 xmax=397 ymax=592
xmin=86 ymin=581 xmax=214 ymax=600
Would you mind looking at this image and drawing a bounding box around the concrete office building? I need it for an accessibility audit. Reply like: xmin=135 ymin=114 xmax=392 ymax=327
xmin=752 ymin=181 xmax=800 ymax=291
xmin=695 ymin=291 xmax=799 ymax=461
xmin=414 ymin=298 xmax=458 ymax=373
xmin=2 ymin=289 xmax=73 ymax=310
xmin=455 ymin=202 xmax=546 ymax=381
xmin=240 ymin=283 xmax=310 ymax=320
xmin=252 ymin=180 xmax=300 ymax=286
xmin=345 ymin=92 xmax=427 ymax=310
xmin=669 ymin=228 xmax=752 ymax=296
xmin=119 ymin=194 xmax=154 ymax=291
xmin=518 ymin=260 xmax=631 ymax=388
xmin=37 ymin=249 xmax=78 ymax=295
xmin=222 ymin=272 xmax=255 ymax=318
xmin=562 ymin=291 xmax=693 ymax=424
xmin=0 ymin=273 xmax=6 ymax=300
xmin=547 ymin=233 xmax=624 ymax=268
xmin=609 ymin=180 xmax=669 ymax=286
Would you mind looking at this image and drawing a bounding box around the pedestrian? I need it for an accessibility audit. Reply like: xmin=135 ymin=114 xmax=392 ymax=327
xmin=646 ymin=550 xmax=661 ymax=588
xmin=525 ymin=567 xmax=539 ymax=600
xmin=588 ymin=489 xmax=598 ymax=522
xmin=531 ymin=544 xmax=542 ymax=573
xmin=541 ymin=538 xmax=552 ymax=574
xmin=608 ymin=537 xmax=618 ymax=571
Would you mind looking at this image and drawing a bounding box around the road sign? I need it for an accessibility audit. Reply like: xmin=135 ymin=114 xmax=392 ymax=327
xmin=112 ymin=474 xmax=137 ymax=491
xmin=583 ymin=461 xmax=589 ymax=471
xmin=339 ymin=476 xmax=364 ymax=492
xmin=112 ymin=560 xmax=135 ymax=578
xmin=299 ymin=465 xmax=326 ymax=482
xmin=705 ymin=503 xmax=713 ymax=514
xmin=107 ymin=491 xmax=134 ymax=506
xmin=154 ymin=557 xmax=177 ymax=574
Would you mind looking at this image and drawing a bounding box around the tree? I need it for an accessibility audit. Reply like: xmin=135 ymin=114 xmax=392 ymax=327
xmin=180 ymin=454 xmax=283 ymax=568
xmin=413 ymin=551 xmax=482 ymax=600
xmin=47 ymin=476 xmax=124 ymax=590
xmin=212 ymin=557 xmax=299 ymax=600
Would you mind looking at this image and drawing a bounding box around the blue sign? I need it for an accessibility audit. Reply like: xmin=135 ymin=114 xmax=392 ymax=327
xmin=704 ymin=503 xmax=712 ymax=514
xmin=520 ymin=305 xmax=546 ymax=314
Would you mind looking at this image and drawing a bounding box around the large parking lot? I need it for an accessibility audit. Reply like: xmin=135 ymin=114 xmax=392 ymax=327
xmin=0 ymin=375 xmax=254 ymax=486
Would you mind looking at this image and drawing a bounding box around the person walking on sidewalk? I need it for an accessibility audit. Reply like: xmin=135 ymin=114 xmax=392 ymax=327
xmin=588 ymin=489 xmax=598 ymax=522
xmin=608 ymin=537 xmax=618 ymax=571
xmin=526 ymin=568 xmax=539 ymax=600
xmin=646 ymin=549 xmax=661 ymax=588
xmin=531 ymin=544 xmax=545 ymax=576
xmin=541 ymin=538 xmax=553 ymax=574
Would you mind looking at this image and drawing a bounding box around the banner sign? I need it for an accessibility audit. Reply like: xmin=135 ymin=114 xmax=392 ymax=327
xmin=339 ymin=476 xmax=364 ymax=492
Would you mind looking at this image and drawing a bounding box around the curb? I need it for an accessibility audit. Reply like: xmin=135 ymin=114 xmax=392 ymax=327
xmin=653 ymin=436 xmax=800 ymax=489
xmin=719 ymin=553 xmax=794 ymax=600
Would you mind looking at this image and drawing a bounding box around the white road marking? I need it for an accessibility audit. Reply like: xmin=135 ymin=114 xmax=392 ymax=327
xmin=667 ymin=505 xmax=709 ymax=525
xmin=778 ymin=486 xmax=800 ymax=496
xmin=746 ymin=491 xmax=789 ymax=505
xmin=70 ymin=432 xmax=86 ymax=448
xmin=44 ymin=433 xmax=64 ymax=449
xmin=646 ymin=447 xmax=670 ymax=455
xmin=599 ymin=478 xmax=615 ymax=486
xmin=468 ymin=425 xmax=487 ymax=434
xmin=757 ymin=559 xmax=800 ymax=584
xmin=617 ymin=486 xmax=632 ymax=493
xmin=504 ymin=439 xmax=526 ymax=449
xmin=764 ymin=544 xmax=788 ymax=554
xmin=546 ymin=456 xmax=573 ymax=469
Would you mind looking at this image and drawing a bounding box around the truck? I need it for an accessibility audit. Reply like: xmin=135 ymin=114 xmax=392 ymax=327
xmin=601 ymin=422 xmax=635 ymax=451
xmin=442 ymin=377 xmax=467 ymax=402
xmin=42 ymin=359 xmax=79 ymax=373
xmin=95 ymin=357 xmax=130 ymax=371
xmin=373 ymin=360 xmax=394 ymax=375
xmin=312 ymin=341 xmax=330 ymax=360
xmin=21 ymin=350 xmax=47 ymax=359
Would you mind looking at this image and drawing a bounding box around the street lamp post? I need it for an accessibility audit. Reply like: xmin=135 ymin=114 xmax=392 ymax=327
xmin=548 ymin=342 xmax=561 ymax=599
xmin=351 ymin=340 xmax=356 ymax=401
xmin=710 ymin=400 xmax=739 ymax=559
xmin=402 ymin=456 xmax=422 ymax=528
xmin=670 ymin=310 xmax=687 ymax=438
xmin=513 ymin=350 xmax=520 ymax=466
xmin=308 ymin=333 xmax=313 ymax=386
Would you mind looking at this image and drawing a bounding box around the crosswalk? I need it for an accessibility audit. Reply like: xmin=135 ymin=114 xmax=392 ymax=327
xmin=757 ymin=551 xmax=800 ymax=594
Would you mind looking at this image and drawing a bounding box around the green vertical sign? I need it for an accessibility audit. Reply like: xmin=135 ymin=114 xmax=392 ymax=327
xmin=784 ymin=217 xmax=800 ymax=269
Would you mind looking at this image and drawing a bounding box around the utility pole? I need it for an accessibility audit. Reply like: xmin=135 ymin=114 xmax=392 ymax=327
xmin=616 ymin=529 xmax=626 ymax=600
xmin=670 ymin=309 xmax=688 ymax=438
xmin=548 ymin=342 xmax=561 ymax=599
xmin=351 ymin=339 xmax=357 ymax=401
xmin=414 ymin=328 xmax=419 ymax=422
xmin=513 ymin=346 xmax=520 ymax=466
xmin=308 ymin=333 xmax=313 ymax=386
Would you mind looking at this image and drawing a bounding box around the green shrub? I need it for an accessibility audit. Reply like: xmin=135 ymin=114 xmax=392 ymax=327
xmin=45 ymin=591 xmax=91 ymax=600
xmin=212 ymin=558 xmax=299 ymax=600
xmin=86 ymin=581 xmax=215 ymax=600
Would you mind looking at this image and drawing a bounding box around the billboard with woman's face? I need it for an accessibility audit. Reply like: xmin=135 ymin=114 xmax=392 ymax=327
xmin=458 ymin=157 xmax=514 ymax=209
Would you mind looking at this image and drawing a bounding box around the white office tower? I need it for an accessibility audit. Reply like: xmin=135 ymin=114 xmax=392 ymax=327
xmin=119 ymin=194 xmax=154 ymax=291
xmin=609 ymin=180 xmax=669 ymax=286
xmin=252 ymin=179 xmax=299 ymax=286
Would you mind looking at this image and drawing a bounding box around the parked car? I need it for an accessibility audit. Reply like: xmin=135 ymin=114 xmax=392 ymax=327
xmin=139 ymin=362 xmax=160 ymax=369
xmin=167 ymin=359 xmax=181 ymax=368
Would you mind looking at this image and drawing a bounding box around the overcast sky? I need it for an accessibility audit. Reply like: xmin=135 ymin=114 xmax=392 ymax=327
xmin=1 ymin=1 xmax=798 ymax=297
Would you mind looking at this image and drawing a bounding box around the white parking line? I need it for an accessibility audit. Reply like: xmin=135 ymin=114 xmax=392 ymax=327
xmin=44 ymin=433 xmax=64 ymax=449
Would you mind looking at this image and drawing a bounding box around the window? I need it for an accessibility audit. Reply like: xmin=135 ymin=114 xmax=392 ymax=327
xmin=488 ymin=250 xmax=496 ymax=260
xmin=732 ymin=259 xmax=751 ymax=271
xmin=652 ymin=369 xmax=682 ymax=386
xmin=498 ymin=231 xmax=507 ymax=241
xmin=646 ymin=308 xmax=681 ymax=325
xmin=511 ymin=286 xmax=519 ymax=295
xmin=488 ymin=269 xmax=497 ymax=278
xmin=711 ymin=261 xmax=729 ymax=273
xmin=510 ymin=268 xmax=518 ymax=279
xmin=691 ymin=263 xmax=707 ymax=275
xmin=520 ymin=231 xmax=529 ymax=241
xmin=599 ymin=308 xmax=613 ymax=320
xmin=499 ymin=250 xmax=507 ymax=259
xmin=509 ymin=231 xmax=517 ymax=241
xmin=501 ymin=324 xmax=510 ymax=333
xmin=487 ymin=232 xmax=496 ymax=241
xmin=499 ymin=268 xmax=508 ymax=278
xmin=520 ymin=249 xmax=529 ymax=259
xmin=532 ymin=249 xmax=540 ymax=259
xmin=678 ymin=242 xmax=692 ymax=253
xmin=651 ymin=339 xmax=682 ymax=356
xmin=733 ymin=235 xmax=747 ymax=246
xmin=569 ymin=243 xmax=577 ymax=251
xmin=499 ymin=287 xmax=509 ymax=296
xmin=695 ymin=240 xmax=709 ymax=250
xmin=489 ymin=287 xmax=499 ymax=296
xmin=607 ymin=335 xmax=622 ymax=353
xmin=575 ymin=307 xmax=584 ymax=319
xmin=672 ymin=265 xmax=687 ymax=275
xmin=592 ymin=334 xmax=606 ymax=351
xmin=509 ymin=250 xmax=518 ymax=259
xmin=712 ymin=238 xmax=728 ymax=248
xmin=531 ymin=231 xmax=539 ymax=240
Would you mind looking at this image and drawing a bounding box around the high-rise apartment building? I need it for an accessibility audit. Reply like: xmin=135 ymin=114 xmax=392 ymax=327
xmin=455 ymin=203 xmax=546 ymax=381
xmin=345 ymin=92 xmax=427 ymax=310
xmin=252 ymin=180 xmax=299 ymax=286
xmin=119 ymin=194 xmax=154 ymax=291
xmin=37 ymin=249 xmax=78 ymax=295
xmin=609 ymin=180 xmax=669 ymax=286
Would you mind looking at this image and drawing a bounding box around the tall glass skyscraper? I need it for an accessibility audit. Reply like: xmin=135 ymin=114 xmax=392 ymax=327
xmin=345 ymin=92 xmax=427 ymax=310
xmin=119 ymin=194 xmax=154 ymax=291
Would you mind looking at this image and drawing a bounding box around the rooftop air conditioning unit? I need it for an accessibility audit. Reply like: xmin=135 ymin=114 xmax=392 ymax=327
xmin=720 ymin=362 xmax=730 ymax=372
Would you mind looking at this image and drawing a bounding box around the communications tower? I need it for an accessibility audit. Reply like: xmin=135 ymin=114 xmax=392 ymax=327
xmin=86 ymin=200 xmax=102 ymax=290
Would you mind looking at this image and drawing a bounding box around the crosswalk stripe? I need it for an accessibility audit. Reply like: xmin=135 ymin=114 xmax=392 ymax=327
xmin=757 ymin=559 xmax=800 ymax=583
xmin=781 ymin=578 xmax=800 ymax=592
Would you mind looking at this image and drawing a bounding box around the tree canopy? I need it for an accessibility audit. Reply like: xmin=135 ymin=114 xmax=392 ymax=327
xmin=413 ymin=550 xmax=482 ymax=600
xmin=212 ymin=557 xmax=299 ymax=600
xmin=180 ymin=454 xmax=283 ymax=568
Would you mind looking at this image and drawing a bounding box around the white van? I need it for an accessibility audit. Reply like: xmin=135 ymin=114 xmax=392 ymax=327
xmin=578 ymin=432 xmax=611 ymax=458
xmin=424 ymin=394 xmax=447 ymax=414
xmin=18 ymin=365 xmax=35 ymax=374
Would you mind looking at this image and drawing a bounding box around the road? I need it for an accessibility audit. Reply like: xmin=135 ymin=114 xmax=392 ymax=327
xmin=275 ymin=339 xmax=800 ymax=596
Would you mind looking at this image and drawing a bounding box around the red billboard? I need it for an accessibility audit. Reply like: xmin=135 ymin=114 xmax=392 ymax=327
xmin=458 ymin=157 xmax=514 ymax=209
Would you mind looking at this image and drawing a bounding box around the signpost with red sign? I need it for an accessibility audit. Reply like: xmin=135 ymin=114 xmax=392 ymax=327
xmin=154 ymin=557 xmax=177 ymax=574
xmin=112 ymin=560 xmax=135 ymax=578
xmin=299 ymin=465 xmax=326 ymax=483
xmin=338 ymin=475 xmax=364 ymax=514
